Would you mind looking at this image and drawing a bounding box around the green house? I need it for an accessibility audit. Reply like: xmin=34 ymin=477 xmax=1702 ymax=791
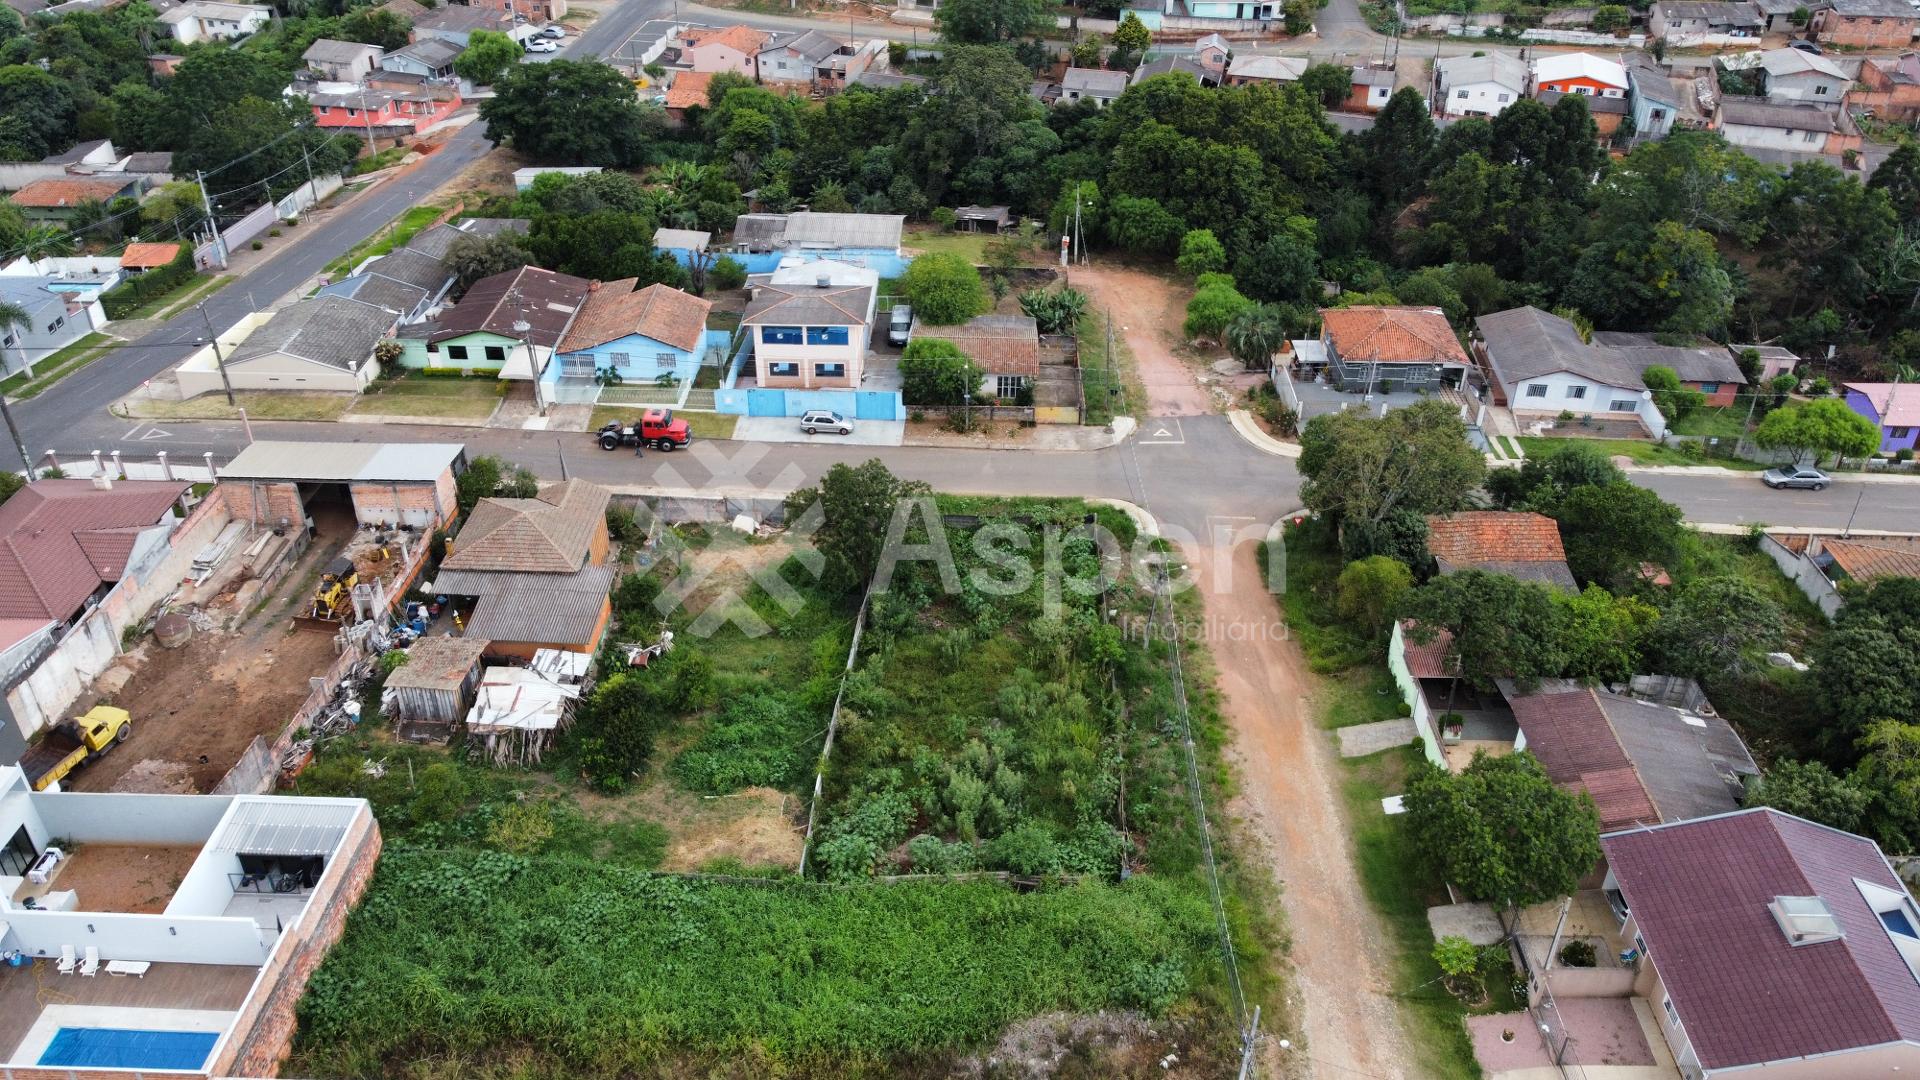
xmin=395 ymin=265 xmax=593 ymax=377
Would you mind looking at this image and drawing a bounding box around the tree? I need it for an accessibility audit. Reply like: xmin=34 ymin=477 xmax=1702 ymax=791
xmin=1811 ymin=589 xmax=1920 ymax=742
xmin=336 ymin=6 xmax=411 ymax=50
xmin=1070 ymin=33 xmax=1103 ymax=69
xmin=1871 ymin=141 xmax=1920 ymax=226
xmin=0 ymin=65 xmax=78 ymax=161
xmin=1753 ymin=398 xmax=1882 ymax=466
xmin=1641 ymin=365 xmax=1706 ymax=424
xmin=1111 ymin=11 xmax=1151 ymax=53
xmin=899 ymin=338 xmax=983 ymax=406
xmin=1336 ymin=555 xmax=1412 ymax=641
xmin=1282 ymin=0 xmax=1315 ymax=34
xmin=180 ymin=96 xmax=355 ymax=202
xmin=479 ymin=60 xmax=661 ymax=166
xmin=1546 ymin=481 xmax=1684 ymax=586
xmin=1555 ymin=585 xmax=1659 ymax=684
xmin=1591 ymin=4 xmax=1630 ymax=30
xmin=709 ymin=255 xmax=748 ymax=291
xmin=1224 ymin=303 xmax=1292 ymax=370
xmin=902 ymin=251 xmax=989 ymax=325
xmin=1650 ymin=577 xmax=1783 ymax=678
xmin=1403 ymin=751 xmax=1601 ymax=907
xmin=784 ymin=459 xmax=931 ymax=593
xmin=1176 ymin=228 xmax=1227 ymax=278
xmin=1298 ymin=399 xmax=1486 ymax=531
xmin=934 ymin=0 xmax=1052 ymax=42
xmin=445 ymin=231 xmax=532 ymax=290
xmin=1233 ymin=233 xmax=1318 ymax=305
xmin=1487 ymin=440 xmax=1624 ymax=509
xmin=1183 ymin=273 xmax=1252 ymax=341
xmin=1744 ymin=759 xmax=1871 ymax=834
xmin=1402 ymin=570 xmax=1568 ymax=690
xmin=1852 ymin=720 xmax=1920 ymax=851
xmin=1104 ymin=195 xmax=1185 ymax=254
xmin=454 ymin=30 xmax=522 ymax=86
xmin=454 ymin=454 xmax=535 ymax=513
xmin=1300 ymin=63 xmax=1351 ymax=109
xmin=1361 ymin=88 xmax=1437 ymax=215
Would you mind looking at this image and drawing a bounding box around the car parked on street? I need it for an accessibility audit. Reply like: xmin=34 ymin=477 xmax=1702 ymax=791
xmin=1762 ymin=465 xmax=1830 ymax=490
xmin=800 ymin=409 xmax=854 ymax=435
xmin=538 ymin=24 xmax=565 ymax=37
xmin=524 ymin=37 xmax=558 ymax=52
xmin=1788 ymin=38 xmax=1823 ymax=54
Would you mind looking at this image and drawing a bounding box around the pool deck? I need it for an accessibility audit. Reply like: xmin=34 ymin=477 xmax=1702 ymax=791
xmin=0 ymin=959 xmax=253 ymax=1065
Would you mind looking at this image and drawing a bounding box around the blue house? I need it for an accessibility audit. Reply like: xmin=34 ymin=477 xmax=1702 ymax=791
xmin=550 ymin=281 xmax=716 ymax=388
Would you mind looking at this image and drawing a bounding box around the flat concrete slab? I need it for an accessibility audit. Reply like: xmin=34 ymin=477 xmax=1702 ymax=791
xmin=733 ymin=416 xmax=905 ymax=447
xmin=1336 ymin=717 xmax=1417 ymax=757
xmin=1427 ymin=900 xmax=1506 ymax=947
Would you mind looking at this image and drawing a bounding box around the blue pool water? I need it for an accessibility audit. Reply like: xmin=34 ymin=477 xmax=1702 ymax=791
xmin=38 ymin=1027 xmax=218 ymax=1069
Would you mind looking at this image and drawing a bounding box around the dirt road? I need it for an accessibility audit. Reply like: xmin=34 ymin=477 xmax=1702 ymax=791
xmin=1071 ymin=265 xmax=1217 ymax=418
xmin=1192 ymin=544 xmax=1418 ymax=1079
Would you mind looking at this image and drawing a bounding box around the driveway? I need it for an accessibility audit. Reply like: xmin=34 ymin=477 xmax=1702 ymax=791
xmin=732 ymin=416 xmax=905 ymax=447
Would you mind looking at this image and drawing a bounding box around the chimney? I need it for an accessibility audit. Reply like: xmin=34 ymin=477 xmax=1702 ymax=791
xmin=588 ymin=280 xmax=601 ymax=292
xmin=816 ymin=274 xmax=830 ymax=288
xmin=91 ymin=474 xmax=112 ymax=490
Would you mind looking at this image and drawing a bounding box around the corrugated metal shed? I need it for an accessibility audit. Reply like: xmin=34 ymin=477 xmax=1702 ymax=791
xmin=221 ymin=441 xmax=465 ymax=483
xmin=214 ymin=797 xmax=363 ymax=855
xmin=433 ymin=565 xmax=614 ymax=647
xmin=385 ymin=635 xmax=490 ymax=724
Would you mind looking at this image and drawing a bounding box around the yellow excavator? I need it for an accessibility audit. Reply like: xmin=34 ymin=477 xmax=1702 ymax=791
xmin=310 ymin=557 xmax=359 ymax=621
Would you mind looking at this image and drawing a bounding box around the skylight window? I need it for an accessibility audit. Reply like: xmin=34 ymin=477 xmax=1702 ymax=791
xmin=1770 ymin=895 xmax=1843 ymax=945
xmin=1859 ymin=879 xmax=1920 ymax=986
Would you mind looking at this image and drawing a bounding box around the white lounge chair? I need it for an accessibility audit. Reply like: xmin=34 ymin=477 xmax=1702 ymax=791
xmin=79 ymin=946 xmax=99 ymax=977
xmin=55 ymin=944 xmax=76 ymax=975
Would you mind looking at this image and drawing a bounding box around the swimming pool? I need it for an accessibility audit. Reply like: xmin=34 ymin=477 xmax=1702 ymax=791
xmin=38 ymin=1027 xmax=218 ymax=1069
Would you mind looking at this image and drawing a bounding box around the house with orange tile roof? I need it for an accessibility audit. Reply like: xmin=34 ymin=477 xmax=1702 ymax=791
xmin=7 ymin=176 xmax=144 ymax=221
xmin=119 ymin=242 xmax=182 ymax=272
xmin=1314 ymin=305 xmax=1470 ymax=392
xmin=664 ymin=70 xmax=716 ymax=127
xmin=554 ymin=281 xmax=715 ymax=389
xmin=1425 ymin=510 xmax=1579 ymax=589
xmin=682 ymin=24 xmax=769 ymax=78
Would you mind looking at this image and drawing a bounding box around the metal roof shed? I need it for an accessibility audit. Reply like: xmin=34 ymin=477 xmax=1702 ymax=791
xmin=384 ymin=635 xmax=491 ymax=724
xmin=220 ymin=441 xmax=466 ymax=484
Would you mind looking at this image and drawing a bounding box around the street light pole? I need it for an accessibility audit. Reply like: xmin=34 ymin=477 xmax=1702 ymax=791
xmin=0 ymin=394 xmax=35 ymax=482
xmin=199 ymin=301 xmax=236 ymax=406
xmin=195 ymin=169 xmax=227 ymax=270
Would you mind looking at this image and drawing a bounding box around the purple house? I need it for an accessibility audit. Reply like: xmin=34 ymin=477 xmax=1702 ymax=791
xmin=1843 ymin=382 xmax=1920 ymax=453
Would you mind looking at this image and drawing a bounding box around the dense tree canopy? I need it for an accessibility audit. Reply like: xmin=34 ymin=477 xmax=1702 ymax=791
xmin=1404 ymin=752 xmax=1601 ymax=907
xmin=1299 ymin=399 xmax=1486 ymax=532
xmin=480 ymin=60 xmax=664 ymax=166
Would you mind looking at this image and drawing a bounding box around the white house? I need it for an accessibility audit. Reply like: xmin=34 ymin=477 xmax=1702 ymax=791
xmin=157 ymin=1 xmax=272 ymax=44
xmin=1745 ymin=47 xmax=1851 ymax=107
xmin=173 ymin=296 xmax=395 ymax=398
xmin=0 ymin=277 xmax=108 ymax=378
xmin=743 ymin=274 xmax=874 ymax=389
xmin=1531 ymin=52 xmax=1629 ymax=98
xmin=1473 ymin=305 xmax=1669 ymax=437
xmin=1060 ymin=66 xmax=1130 ymax=107
xmin=1435 ymin=52 xmax=1529 ymax=117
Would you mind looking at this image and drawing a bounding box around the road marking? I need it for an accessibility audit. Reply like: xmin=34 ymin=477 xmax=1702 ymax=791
xmin=1139 ymin=418 xmax=1186 ymax=445
xmin=139 ymin=427 xmax=173 ymax=441
xmin=123 ymin=423 xmax=147 ymax=440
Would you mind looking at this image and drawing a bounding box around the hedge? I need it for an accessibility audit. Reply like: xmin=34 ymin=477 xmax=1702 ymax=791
xmin=100 ymin=248 xmax=199 ymax=320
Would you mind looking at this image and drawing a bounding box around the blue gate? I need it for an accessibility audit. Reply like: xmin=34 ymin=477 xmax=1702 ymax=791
xmin=855 ymin=391 xmax=899 ymax=421
xmin=747 ymin=389 xmax=786 ymax=417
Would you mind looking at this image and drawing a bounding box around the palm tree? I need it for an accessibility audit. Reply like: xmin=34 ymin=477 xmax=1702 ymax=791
xmin=0 ymin=299 xmax=33 ymax=380
xmin=16 ymin=224 xmax=76 ymax=271
xmin=1225 ymin=304 xmax=1293 ymax=372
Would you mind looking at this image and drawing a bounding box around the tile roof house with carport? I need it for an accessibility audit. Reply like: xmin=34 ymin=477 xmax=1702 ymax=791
xmin=119 ymin=242 xmax=181 ymax=272
xmin=1813 ymin=0 xmax=1920 ymax=47
xmin=742 ymin=278 xmax=873 ymax=389
xmin=1842 ymin=381 xmax=1920 ymax=454
xmin=912 ymin=314 xmax=1041 ymax=399
xmin=1474 ymin=306 xmax=1673 ymax=437
xmin=1314 ymin=305 xmax=1469 ymax=392
xmin=1425 ymin=510 xmax=1579 ymax=590
xmin=7 ymin=177 xmax=144 ymax=222
xmin=1600 ymin=808 xmax=1920 ymax=1078
xmin=433 ymin=479 xmax=614 ymax=661
xmin=664 ymin=70 xmax=715 ymax=126
xmin=395 ymin=265 xmax=591 ymax=379
xmin=555 ymin=281 xmax=713 ymax=389
xmin=1436 ymin=52 xmax=1529 ymax=117
xmin=183 ymin=295 xmax=397 ymax=396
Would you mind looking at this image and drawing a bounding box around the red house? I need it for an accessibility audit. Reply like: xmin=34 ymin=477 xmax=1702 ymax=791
xmin=309 ymin=85 xmax=462 ymax=134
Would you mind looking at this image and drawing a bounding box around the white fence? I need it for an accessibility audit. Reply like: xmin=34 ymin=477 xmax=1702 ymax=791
xmin=275 ymin=173 xmax=345 ymax=221
xmin=40 ymin=449 xmax=224 ymax=485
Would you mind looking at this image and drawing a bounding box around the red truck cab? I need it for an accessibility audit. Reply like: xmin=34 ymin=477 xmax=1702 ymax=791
xmin=597 ymin=408 xmax=693 ymax=452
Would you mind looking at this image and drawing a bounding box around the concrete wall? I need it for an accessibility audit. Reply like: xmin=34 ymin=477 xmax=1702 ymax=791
xmin=1540 ymin=964 xmax=1637 ymax=998
xmin=211 ymin=352 xmax=375 ymax=393
xmin=220 ymin=480 xmax=306 ymax=530
xmin=275 ymin=172 xmax=344 ymax=221
xmin=1816 ymin=10 xmax=1918 ymax=47
xmin=1722 ymin=120 xmax=1833 ymax=153
xmin=1387 ymin=622 xmax=1445 ymax=767
xmin=167 ymin=845 xmax=241 ymax=918
xmin=29 ymin=790 xmax=234 ymax=844
xmin=2 ymin=907 xmax=269 ymax=965
xmin=348 ymin=475 xmax=453 ymax=529
xmin=1759 ymin=532 xmax=1843 ymax=619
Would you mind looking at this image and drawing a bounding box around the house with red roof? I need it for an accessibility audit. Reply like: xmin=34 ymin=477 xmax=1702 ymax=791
xmin=682 ymin=24 xmax=769 ymax=78
xmin=1425 ymin=510 xmax=1579 ymax=590
xmin=1602 ymin=808 xmax=1920 ymax=1078
xmin=1843 ymin=381 xmax=1920 ymax=455
xmin=0 ymin=479 xmax=237 ymax=757
xmin=1311 ymin=305 xmax=1470 ymax=393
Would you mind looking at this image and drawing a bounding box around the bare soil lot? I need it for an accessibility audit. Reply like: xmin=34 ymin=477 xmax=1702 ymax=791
xmin=32 ymin=844 xmax=200 ymax=914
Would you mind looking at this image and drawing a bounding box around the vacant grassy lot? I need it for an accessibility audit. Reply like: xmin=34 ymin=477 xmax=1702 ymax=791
xmin=1515 ymin=436 xmax=1768 ymax=469
xmin=325 ymin=203 xmax=447 ymax=277
xmin=349 ymin=376 xmax=504 ymax=419
xmin=116 ymin=390 xmax=357 ymax=421
xmin=902 ymin=228 xmax=988 ymax=263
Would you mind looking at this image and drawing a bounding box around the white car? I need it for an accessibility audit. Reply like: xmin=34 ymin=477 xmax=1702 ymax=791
xmin=538 ymin=24 xmax=565 ymax=37
xmin=524 ymin=38 xmax=559 ymax=52
xmin=800 ymin=410 xmax=854 ymax=435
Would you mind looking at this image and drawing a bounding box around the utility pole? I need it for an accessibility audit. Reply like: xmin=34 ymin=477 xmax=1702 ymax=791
xmin=199 ymin=301 xmax=236 ymax=406
xmin=300 ymin=142 xmax=317 ymax=216
xmin=0 ymin=394 xmax=35 ymax=483
xmin=195 ymin=170 xmax=226 ymax=270
xmin=359 ymin=88 xmax=377 ymax=154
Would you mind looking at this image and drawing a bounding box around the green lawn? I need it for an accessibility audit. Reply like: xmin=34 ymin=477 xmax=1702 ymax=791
xmin=0 ymin=333 xmax=112 ymax=399
xmin=1077 ymin=308 xmax=1134 ymax=426
xmin=114 ymin=272 xmax=232 ymax=322
xmin=903 ymin=228 xmax=988 ymax=263
xmin=349 ymin=145 xmax=410 ymax=176
xmin=1500 ymin=435 xmax=1524 ymax=459
xmin=589 ymin=405 xmax=736 ymax=440
xmin=1320 ymin=667 xmax=1409 ymax=730
xmin=116 ymin=391 xmax=358 ymax=421
xmin=1515 ymin=436 xmax=1769 ymax=470
xmin=1341 ymin=742 xmax=1520 ymax=1080
xmin=325 ymin=204 xmax=446 ymax=277
xmin=1671 ymin=400 xmax=1755 ymax=439
xmin=349 ymin=377 xmax=505 ymax=419
xmin=705 ymin=310 xmax=741 ymax=333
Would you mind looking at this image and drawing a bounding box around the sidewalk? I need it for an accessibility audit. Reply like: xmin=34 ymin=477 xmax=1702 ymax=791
xmin=1625 ymin=464 xmax=1920 ymax=484
xmin=902 ymin=416 xmax=1135 ymax=451
xmin=1227 ymin=409 xmax=1302 ymax=458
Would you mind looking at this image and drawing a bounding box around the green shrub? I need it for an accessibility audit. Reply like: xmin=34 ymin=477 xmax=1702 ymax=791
xmin=99 ymin=248 xmax=198 ymax=319
xmin=708 ymin=255 xmax=747 ymax=291
xmin=409 ymin=763 xmax=468 ymax=824
xmin=671 ymin=691 xmax=813 ymax=793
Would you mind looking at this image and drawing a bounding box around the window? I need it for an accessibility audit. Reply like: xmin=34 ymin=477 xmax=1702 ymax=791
xmin=1610 ymin=399 xmax=1638 ymax=412
xmin=1652 ymin=108 xmax=1667 ymax=120
xmin=761 ymin=325 xmax=803 ymax=345
xmin=1893 ymin=427 xmax=1913 ymax=438
xmin=1816 ymin=84 xmax=1829 ymax=94
xmin=46 ymin=316 xmax=62 ymax=333
xmin=757 ymin=361 xmax=794 ymax=377
xmin=1525 ymin=383 xmax=1549 ymax=398
xmin=484 ymin=345 xmax=506 ymax=363
xmin=1497 ymin=93 xmax=1510 ymax=102
xmin=1456 ymin=89 xmax=1469 ymax=99
xmin=1566 ymin=385 xmax=1587 ymax=400
xmin=805 ymin=325 xmax=850 ymax=346
xmin=1662 ymin=997 xmax=1680 ymax=1027
xmin=996 ymin=374 xmax=1028 ymax=398
xmin=609 ymin=352 xmax=629 ymax=366
xmin=814 ymin=362 xmax=846 ymax=378
xmin=1769 ymin=895 xmax=1844 ymax=945
xmin=447 ymin=345 xmax=468 ymax=361
xmin=1698 ymin=382 xmax=1720 ymax=393
xmin=1668 ymin=18 xmax=1681 ymax=27
xmin=1575 ymin=85 xmax=1591 ymax=95
xmin=1804 ymin=130 xmax=1821 ymax=142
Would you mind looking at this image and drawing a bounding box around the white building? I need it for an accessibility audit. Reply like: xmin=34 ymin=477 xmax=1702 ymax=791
xmin=1531 ymin=52 xmax=1629 ymax=98
xmin=1435 ymin=52 xmax=1529 ymax=117
xmin=0 ymin=765 xmax=377 ymax=1077
xmin=0 ymin=277 xmax=109 ymax=379
xmin=157 ymin=1 xmax=272 ymax=44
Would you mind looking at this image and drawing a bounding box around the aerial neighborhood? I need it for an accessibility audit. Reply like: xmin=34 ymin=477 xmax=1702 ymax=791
xmin=2 ymin=0 xmax=1920 ymax=1074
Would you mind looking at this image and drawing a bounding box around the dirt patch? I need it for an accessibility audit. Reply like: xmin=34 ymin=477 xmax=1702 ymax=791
xmin=582 ymin=779 xmax=801 ymax=872
xmin=953 ymin=1011 xmax=1211 ymax=1078
xmin=1071 ymin=266 xmax=1216 ymax=417
xmin=1192 ymin=540 xmax=1420 ymax=1079
xmin=109 ymin=759 xmax=197 ymax=794
xmin=30 ymin=844 xmax=201 ymax=914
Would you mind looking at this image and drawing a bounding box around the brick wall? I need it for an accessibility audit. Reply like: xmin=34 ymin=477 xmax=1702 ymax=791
xmin=1818 ymin=12 xmax=1916 ymax=46
xmin=1690 ymin=381 xmax=1739 ymax=407
xmin=347 ymin=479 xmax=448 ymax=528
xmin=219 ymin=481 xmax=305 ymax=529
xmin=208 ymin=807 xmax=383 ymax=1078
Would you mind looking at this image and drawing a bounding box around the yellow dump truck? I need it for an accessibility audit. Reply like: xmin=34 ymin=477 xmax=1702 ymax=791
xmin=20 ymin=706 xmax=132 ymax=790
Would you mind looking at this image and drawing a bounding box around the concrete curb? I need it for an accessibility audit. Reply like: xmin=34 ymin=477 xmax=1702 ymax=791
xmin=1626 ymin=464 xmax=1920 ymax=484
xmin=1227 ymin=409 xmax=1303 ymax=458
xmin=899 ymin=415 xmax=1136 ymax=452
xmin=1088 ymin=497 xmax=1160 ymax=538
